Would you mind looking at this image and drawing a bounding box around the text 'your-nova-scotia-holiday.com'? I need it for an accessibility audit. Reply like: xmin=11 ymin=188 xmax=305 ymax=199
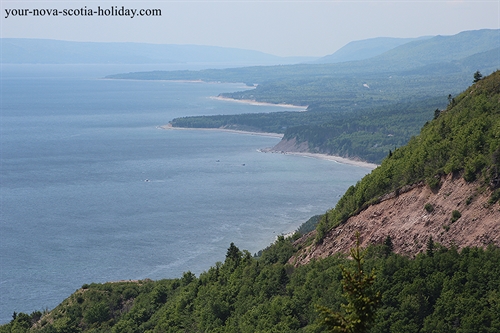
xmin=4 ymin=6 xmax=161 ymax=19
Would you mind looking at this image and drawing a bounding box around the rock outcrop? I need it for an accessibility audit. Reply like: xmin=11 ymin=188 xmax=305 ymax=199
xmin=270 ymin=137 xmax=310 ymax=153
xmin=291 ymin=173 xmax=500 ymax=265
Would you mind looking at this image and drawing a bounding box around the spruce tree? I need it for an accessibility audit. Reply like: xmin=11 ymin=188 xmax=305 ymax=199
xmin=317 ymin=232 xmax=381 ymax=333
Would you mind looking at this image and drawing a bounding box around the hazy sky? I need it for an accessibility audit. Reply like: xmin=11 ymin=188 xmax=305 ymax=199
xmin=1 ymin=0 xmax=499 ymax=57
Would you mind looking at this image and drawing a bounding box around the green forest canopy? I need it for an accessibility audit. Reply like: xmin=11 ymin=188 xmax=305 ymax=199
xmin=3 ymin=238 xmax=499 ymax=333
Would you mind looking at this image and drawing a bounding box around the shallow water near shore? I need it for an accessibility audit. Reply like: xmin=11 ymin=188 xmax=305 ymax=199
xmin=0 ymin=64 xmax=371 ymax=323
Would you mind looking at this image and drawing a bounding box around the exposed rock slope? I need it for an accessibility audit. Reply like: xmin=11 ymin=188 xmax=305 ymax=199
xmin=292 ymin=174 xmax=500 ymax=265
xmin=270 ymin=137 xmax=310 ymax=153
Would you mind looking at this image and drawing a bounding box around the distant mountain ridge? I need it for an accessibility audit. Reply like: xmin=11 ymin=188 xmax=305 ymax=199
xmin=0 ymin=38 xmax=316 ymax=65
xmin=315 ymin=36 xmax=433 ymax=64
xmin=310 ymin=29 xmax=500 ymax=75
xmin=367 ymin=29 xmax=500 ymax=70
xmin=109 ymin=29 xmax=499 ymax=82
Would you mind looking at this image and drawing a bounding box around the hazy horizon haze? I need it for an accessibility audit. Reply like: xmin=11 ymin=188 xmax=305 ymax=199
xmin=1 ymin=0 xmax=498 ymax=57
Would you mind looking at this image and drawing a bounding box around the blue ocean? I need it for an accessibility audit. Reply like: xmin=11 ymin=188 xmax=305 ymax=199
xmin=0 ymin=64 xmax=371 ymax=323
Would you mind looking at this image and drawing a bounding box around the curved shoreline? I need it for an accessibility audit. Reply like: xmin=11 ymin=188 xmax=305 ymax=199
xmin=211 ymin=96 xmax=308 ymax=110
xmin=261 ymin=150 xmax=378 ymax=169
xmin=159 ymin=123 xmax=284 ymax=138
xmin=160 ymin=124 xmax=378 ymax=169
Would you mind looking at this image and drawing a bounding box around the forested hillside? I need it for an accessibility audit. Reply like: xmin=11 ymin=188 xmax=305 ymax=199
xmin=2 ymin=238 xmax=499 ymax=332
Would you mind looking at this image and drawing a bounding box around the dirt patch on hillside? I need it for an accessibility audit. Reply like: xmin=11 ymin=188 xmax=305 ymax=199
xmin=291 ymin=174 xmax=500 ymax=265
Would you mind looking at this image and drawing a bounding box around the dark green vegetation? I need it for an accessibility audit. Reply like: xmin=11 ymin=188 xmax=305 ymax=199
xmin=316 ymin=70 xmax=500 ymax=241
xmin=127 ymin=29 xmax=499 ymax=164
xmin=296 ymin=215 xmax=322 ymax=235
xmin=3 ymin=240 xmax=500 ymax=333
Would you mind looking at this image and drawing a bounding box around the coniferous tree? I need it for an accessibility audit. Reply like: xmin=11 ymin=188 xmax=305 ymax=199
xmin=225 ymin=242 xmax=242 ymax=269
xmin=317 ymin=232 xmax=381 ymax=333
xmin=434 ymin=108 xmax=441 ymax=120
xmin=383 ymin=235 xmax=394 ymax=257
xmin=426 ymin=236 xmax=435 ymax=257
xmin=473 ymin=70 xmax=483 ymax=83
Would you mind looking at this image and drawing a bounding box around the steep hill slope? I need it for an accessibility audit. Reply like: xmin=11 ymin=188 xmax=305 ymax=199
xmin=292 ymin=175 xmax=500 ymax=265
xmin=363 ymin=29 xmax=499 ymax=71
xmin=292 ymin=70 xmax=500 ymax=263
xmin=314 ymin=36 xmax=431 ymax=64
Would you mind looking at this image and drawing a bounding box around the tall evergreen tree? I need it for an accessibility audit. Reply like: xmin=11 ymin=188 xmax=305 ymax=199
xmin=317 ymin=232 xmax=381 ymax=333
xmin=383 ymin=235 xmax=394 ymax=257
xmin=426 ymin=236 xmax=435 ymax=257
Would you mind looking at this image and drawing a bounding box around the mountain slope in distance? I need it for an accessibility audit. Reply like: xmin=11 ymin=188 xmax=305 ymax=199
xmin=0 ymin=38 xmax=316 ymax=65
xmin=315 ymin=36 xmax=432 ymax=64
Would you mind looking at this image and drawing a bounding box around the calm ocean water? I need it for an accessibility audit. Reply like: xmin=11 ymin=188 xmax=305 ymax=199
xmin=0 ymin=64 xmax=371 ymax=323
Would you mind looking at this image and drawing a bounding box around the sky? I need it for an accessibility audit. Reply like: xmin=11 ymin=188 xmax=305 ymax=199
xmin=1 ymin=0 xmax=499 ymax=57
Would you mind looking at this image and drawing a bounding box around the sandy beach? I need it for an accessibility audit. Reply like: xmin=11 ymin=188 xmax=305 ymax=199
xmin=159 ymin=123 xmax=284 ymax=138
xmin=211 ymin=96 xmax=308 ymax=111
xmin=261 ymin=150 xmax=378 ymax=169
xmin=161 ymin=124 xmax=378 ymax=169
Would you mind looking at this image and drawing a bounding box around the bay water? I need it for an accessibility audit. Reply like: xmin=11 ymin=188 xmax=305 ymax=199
xmin=0 ymin=64 xmax=371 ymax=323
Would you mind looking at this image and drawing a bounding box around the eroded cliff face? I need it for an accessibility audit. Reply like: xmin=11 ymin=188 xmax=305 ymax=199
xmin=270 ymin=138 xmax=310 ymax=153
xmin=291 ymin=174 xmax=500 ymax=265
